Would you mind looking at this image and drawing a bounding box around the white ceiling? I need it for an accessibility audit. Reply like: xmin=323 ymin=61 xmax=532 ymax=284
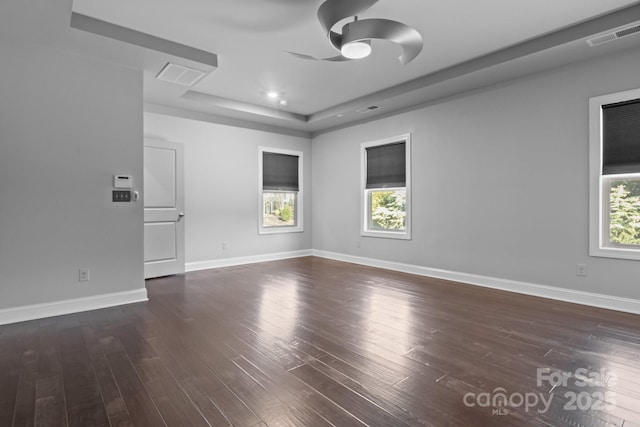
xmin=4 ymin=0 xmax=640 ymax=135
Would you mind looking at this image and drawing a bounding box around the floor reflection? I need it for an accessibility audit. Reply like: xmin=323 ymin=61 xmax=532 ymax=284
xmin=257 ymin=278 xmax=300 ymax=340
xmin=362 ymin=288 xmax=413 ymax=356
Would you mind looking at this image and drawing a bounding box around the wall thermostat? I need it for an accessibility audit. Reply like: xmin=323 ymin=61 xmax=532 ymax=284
xmin=114 ymin=175 xmax=133 ymax=188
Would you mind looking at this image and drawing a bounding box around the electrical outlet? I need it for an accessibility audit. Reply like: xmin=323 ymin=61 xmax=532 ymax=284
xmin=576 ymin=264 xmax=587 ymax=277
xmin=79 ymin=268 xmax=90 ymax=282
xmin=222 ymin=241 xmax=229 ymax=250
xmin=356 ymin=240 xmax=361 ymax=248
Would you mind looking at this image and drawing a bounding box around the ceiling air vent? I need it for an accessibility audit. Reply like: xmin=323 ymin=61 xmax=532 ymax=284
xmin=357 ymin=105 xmax=380 ymax=113
xmin=156 ymin=62 xmax=207 ymax=86
xmin=587 ymin=22 xmax=640 ymax=47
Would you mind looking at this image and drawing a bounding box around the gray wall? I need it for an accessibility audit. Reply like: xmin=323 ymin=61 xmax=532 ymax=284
xmin=144 ymin=113 xmax=312 ymax=264
xmin=0 ymin=38 xmax=144 ymax=309
xmin=312 ymin=46 xmax=640 ymax=300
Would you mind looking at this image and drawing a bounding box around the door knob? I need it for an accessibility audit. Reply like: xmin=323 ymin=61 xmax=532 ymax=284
xmin=178 ymin=212 xmax=185 ymax=219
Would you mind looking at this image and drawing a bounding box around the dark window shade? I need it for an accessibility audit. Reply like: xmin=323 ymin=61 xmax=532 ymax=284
xmin=366 ymin=142 xmax=406 ymax=189
xmin=262 ymin=152 xmax=299 ymax=191
xmin=603 ymin=99 xmax=640 ymax=175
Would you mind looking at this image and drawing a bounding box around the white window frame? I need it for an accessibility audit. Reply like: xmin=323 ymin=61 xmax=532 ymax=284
xmin=589 ymin=87 xmax=640 ymax=260
xmin=258 ymin=147 xmax=303 ymax=235
xmin=360 ymin=134 xmax=412 ymax=240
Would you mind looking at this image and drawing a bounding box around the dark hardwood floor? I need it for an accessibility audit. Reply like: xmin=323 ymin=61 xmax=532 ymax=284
xmin=1 ymin=256 xmax=639 ymax=426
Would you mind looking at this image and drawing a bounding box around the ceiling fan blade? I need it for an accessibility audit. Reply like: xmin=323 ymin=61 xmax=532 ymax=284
xmin=328 ymin=30 xmax=343 ymax=52
xmin=342 ymin=18 xmax=423 ymax=65
xmin=285 ymin=51 xmax=319 ymax=61
xmin=285 ymin=51 xmax=352 ymax=62
xmin=324 ymin=55 xmax=353 ymax=62
xmin=317 ymin=0 xmax=379 ymax=36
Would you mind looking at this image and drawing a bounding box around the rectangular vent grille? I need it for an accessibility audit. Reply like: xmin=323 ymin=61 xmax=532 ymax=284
xmin=357 ymin=105 xmax=380 ymax=113
xmin=587 ymin=22 xmax=640 ymax=47
xmin=617 ymin=25 xmax=640 ymax=38
xmin=156 ymin=62 xmax=207 ymax=86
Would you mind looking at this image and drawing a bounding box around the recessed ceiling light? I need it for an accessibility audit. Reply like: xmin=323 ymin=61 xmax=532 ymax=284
xmin=336 ymin=113 xmax=344 ymax=117
xmin=279 ymin=99 xmax=288 ymax=106
xmin=267 ymin=91 xmax=279 ymax=99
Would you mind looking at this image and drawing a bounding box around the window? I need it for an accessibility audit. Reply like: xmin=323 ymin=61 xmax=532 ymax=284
xmin=589 ymin=88 xmax=640 ymax=260
xmin=258 ymin=147 xmax=303 ymax=234
xmin=361 ymin=135 xmax=411 ymax=239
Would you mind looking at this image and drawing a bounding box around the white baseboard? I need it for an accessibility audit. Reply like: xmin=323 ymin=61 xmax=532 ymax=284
xmin=5 ymin=251 xmax=635 ymax=325
xmin=313 ymin=250 xmax=640 ymax=315
xmin=0 ymin=288 xmax=148 ymax=326
xmin=186 ymin=249 xmax=313 ymax=272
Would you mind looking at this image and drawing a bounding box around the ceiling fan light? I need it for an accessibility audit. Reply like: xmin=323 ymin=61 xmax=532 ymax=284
xmin=341 ymin=40 xmax=371 ymax=59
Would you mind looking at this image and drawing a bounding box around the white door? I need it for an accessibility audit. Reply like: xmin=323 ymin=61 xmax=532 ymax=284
xmin=144 ymin=139 xmax=185 ymax=279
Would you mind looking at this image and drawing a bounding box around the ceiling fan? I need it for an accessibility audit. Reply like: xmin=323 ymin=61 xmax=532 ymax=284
xmin=287 ymin=0 xmax=423 ymax=65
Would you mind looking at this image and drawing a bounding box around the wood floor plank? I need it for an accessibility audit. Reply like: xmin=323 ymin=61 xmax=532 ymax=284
xmin=111 ymin=324 xmax=210 ymax=427
xmin=146 ymin=297 xmax=333 ymax=427
xmin=58 ymin=326 xmax=110 ymax=427
xmin=12 ymin=343 xmax=38 ymax=427
xmin=100 ymin=335 xmax=167 ymax=427
xmin=80 ymin=324 xmax=134 ymax=427
xmin=34 ymin=321 xmax=67 ymax=427
xmin=0 ymin=257 xmax=639 ymax=426
xmin=4 ymin=322 xmax=38 ymax=427
xmin=138 ymin=310 xmax=261 ymax=427
xmin=148 ymin=336 xmax=255 ymax=427
xmin=290 ymin=363 xmax=410 ymax=427
xmin=181 ymin=331 xmax=320 ymax=427
xmin=225 ymin=336 xmax=365 ymax=427
xmin=237 ymin=312 xmax=445 ymax=385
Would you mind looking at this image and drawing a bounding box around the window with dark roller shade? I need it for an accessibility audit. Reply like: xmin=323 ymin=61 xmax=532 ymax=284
xmin=262 ymin=152 xmax=299 ymax=191
xmin=602 ymin=98 xmax=640 ymax=175
xmin=366 ymin=142 xmax=406 ymax=188
xmin=361 ymin=135 xmax=411 ymax=240
xmin=589 ymin=88 xmax=640 ymax=260
xmin=259 ymin=147 xmax=303 ymax=234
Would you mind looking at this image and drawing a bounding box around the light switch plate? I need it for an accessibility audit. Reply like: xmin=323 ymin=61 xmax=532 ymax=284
xmin=112 ymin=190 xmax=131 ymax=202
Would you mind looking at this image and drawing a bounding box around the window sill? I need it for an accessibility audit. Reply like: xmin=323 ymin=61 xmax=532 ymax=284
xmin=590 ymin=246 xmax=640 ymax=261
xmin=361 ymin=230 xmax=411 ymax=240
xmin=259 ymin=226 xmax=304 ymax=235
